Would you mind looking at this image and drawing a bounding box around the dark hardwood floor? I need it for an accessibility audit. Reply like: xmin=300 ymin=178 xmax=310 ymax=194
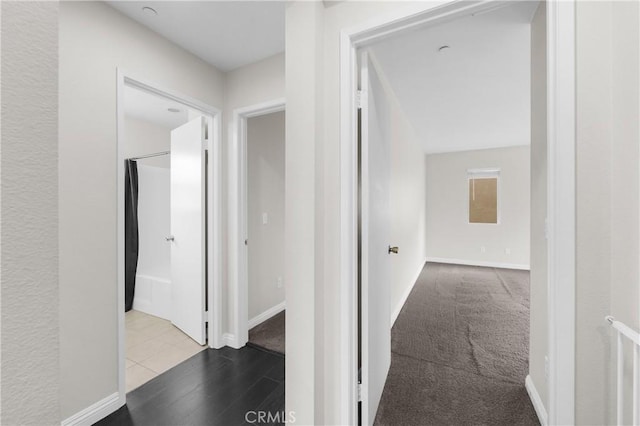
xmin=96 ymin=345 xmax=285 ymax=426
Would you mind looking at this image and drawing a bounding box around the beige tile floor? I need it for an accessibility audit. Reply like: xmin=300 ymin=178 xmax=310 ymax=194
xmin=126 ymin=310 xmax=206 ymax=393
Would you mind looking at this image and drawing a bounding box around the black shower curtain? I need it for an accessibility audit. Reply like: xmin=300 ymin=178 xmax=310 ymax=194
xmin=124 ymin=159 xmax=139 ymax=312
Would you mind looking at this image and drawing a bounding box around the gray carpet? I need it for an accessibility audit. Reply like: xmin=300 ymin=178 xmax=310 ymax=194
xmin=248 ymin=310 xmax=285 ymax=354
xmin=374 ymin=262 xmax=539 ymax=426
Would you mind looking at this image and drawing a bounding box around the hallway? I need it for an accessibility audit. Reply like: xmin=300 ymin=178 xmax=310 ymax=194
xmin=375 ymin=262 xmax=539 ymax=425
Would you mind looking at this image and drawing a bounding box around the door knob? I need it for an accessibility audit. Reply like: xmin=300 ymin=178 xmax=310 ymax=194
xmin=388 ymin=246 xmax=399 ymax=254
xmin=165 ymin=235 xmax=175 ymax=242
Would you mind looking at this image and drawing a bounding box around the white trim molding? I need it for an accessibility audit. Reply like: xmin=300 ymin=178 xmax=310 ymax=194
xmin=248 ymin=301 xmax=287 ymax=329
xmin=339 ymin=1 xmax=576 ymax=424
xmin=60 ymin=392 xmax=121 ymax=426
xmin=229 ymin=98 xmax=286 ymax=349
xmin=526 ymin=375 xmax=549 ymax=426
xmin=425 ymin=257 xmax=530 ymax=271
xmin=222 ymin=333 xmax=239 ymax=348
xmin=545 ymin=1 xmax=576 ymax=424
xmin=391 ymin=260 xmax=427 ymax=326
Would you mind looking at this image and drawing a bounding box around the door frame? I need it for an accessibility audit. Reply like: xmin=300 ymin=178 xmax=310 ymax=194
xmin=228 ymin=98 xmax=286 ymax=348
xmin=339 ymin=1 xmax=576 ymax=425
xmin=116 ymin=69 xmax=223 ymax=406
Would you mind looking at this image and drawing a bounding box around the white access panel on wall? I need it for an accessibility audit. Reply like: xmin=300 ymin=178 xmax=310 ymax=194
xmin=170 ymin=116 xmax=206 ymax=345
xmin=360 ymin=50 xmax=392 ymax=425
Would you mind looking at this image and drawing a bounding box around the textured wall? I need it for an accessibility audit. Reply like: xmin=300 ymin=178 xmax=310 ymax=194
xmin=1 ymin=2 xmax=60 ymax=424
xmin=285 ymin=2 xmax=323 ymax=422
xmin=59 ymin=2 xmax=225 ymax=419
xmin=576 ymin=1 xmax=640 ymax=424
xmin=576 ymin=2 xmax=614 ymax=423
xmin=528 ymin=0 xmax=548 ymax=410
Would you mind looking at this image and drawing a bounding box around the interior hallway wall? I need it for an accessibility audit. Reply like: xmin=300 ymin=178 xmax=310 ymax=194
xmin=223 ymin=52 xmax=285 ymax=340
xmin=528 ymin=1 xmax=548 ymax=412
xmin=59 ymin=2 xmax=225 ymax=420
xmin=576 ymin=1 xmax=639 ymax=424
xmin=610 ymin=1 xmax=640 ymax=421
xmin=425 ymin=146 xmax=530 ymax=267
xmin=0 ymin=2 xmax=61 ymax=424
xmin=247 ymin=111 xmax=286 ymax=320
xmin=285 ymin=2 xmax=324 ymax=422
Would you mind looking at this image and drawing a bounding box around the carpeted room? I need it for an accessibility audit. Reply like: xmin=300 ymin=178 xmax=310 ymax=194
xmin=375 ymin=263 xmax=538 ymax=425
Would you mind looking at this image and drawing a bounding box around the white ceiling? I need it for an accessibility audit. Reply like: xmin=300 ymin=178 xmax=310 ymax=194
xmin=371 ymin=1 xmax=539 ymax=154
xmin=124 ymin=84 xmax=191 ymax=129
xmin=106 ymin=1 xmax=285 ymax=72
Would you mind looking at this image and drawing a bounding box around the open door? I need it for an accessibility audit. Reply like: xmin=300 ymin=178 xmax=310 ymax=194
xmin=359 ymin=50 xmax=392 ymax=425
xmin=170 ymin=116 xmax=206 ymax=345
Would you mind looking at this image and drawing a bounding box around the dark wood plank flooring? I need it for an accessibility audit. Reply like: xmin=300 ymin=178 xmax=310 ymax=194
xmin=96 ymin=346 xmax=285 ymax=426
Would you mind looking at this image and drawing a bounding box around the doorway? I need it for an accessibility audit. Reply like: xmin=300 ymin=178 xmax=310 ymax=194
xmin=116 ymin=73 xmax=223 ymax=398
xmin=341 ymin=1 xmax=576 ymax=425
xmin=245 ymin=110 xmax=286 ymax=354
xmin=228 ymin=99 xmax=286 ymax=349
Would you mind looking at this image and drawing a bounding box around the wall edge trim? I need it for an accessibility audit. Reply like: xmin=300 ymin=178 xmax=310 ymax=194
xmin=425 ymin=257 xmax=530 ymax=270
xmin=248 ymin=301 xmax=287 ymax=329
xmin=525 ymin=375 xmax=548 ymax=426
xmin=60 ymin=392 xmax=122 ymax=426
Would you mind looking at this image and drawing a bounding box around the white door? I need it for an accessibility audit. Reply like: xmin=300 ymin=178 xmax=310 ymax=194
xmin=170 ymin=116 xmax=206 ymax=345
xmin=360 ymin=51 xmax=392 ymax=425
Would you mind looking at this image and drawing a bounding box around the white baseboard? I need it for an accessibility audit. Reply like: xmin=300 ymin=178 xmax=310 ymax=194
xmin=61 ymin=392 xmax=123 ymax=426
xmin=392 ymin=259 xmax=427 ymax=325
xmin=426 ymin=257 xmax=530 ymax=271
xmin=525 ymin=375 xmax=548 ymax=426
xmin=222 ymin=332 xmax=241 ymax=349
xmin=248 ymin=301 xmax=286 ymax=329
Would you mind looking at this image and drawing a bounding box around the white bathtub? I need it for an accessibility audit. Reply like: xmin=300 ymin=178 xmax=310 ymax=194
xmin=132 ymin=274 xmax=171 ymax=321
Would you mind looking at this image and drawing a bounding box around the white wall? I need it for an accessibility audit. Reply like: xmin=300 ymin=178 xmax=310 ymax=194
xmin=529 ymin=0 xmax=548 ymax=414
xmin=59 ymin=1 xmax=225 ymax=420
xmin=576 ymin=1 xmax=639 ymax=424
xmin=575 ymin=3 xmax=613 ymax=424
xmin=610 ymin=2 xmax=640 ymax=421
xmin=247 ymin=111 xmax=286 ymax=320
xmin=425 ymin=146 xmax=530 ymax=267
xmin=285 ymin=3 xmax=324 ymax=422
xmin=224 ymin=52 xmax=285 ymax=336
xmin=1 ymin=2 xmax=61 ymax=424
xmin=124 ymin=116 xmax=171 ymax=168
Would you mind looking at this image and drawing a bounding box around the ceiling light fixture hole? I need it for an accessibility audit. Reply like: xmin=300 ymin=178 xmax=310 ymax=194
xmin=167 ymin=107 xmax=181 ymax=113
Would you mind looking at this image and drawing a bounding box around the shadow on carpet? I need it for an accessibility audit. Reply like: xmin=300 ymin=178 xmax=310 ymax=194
xmin=374 ymin=262 xmax=539 ymax=426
